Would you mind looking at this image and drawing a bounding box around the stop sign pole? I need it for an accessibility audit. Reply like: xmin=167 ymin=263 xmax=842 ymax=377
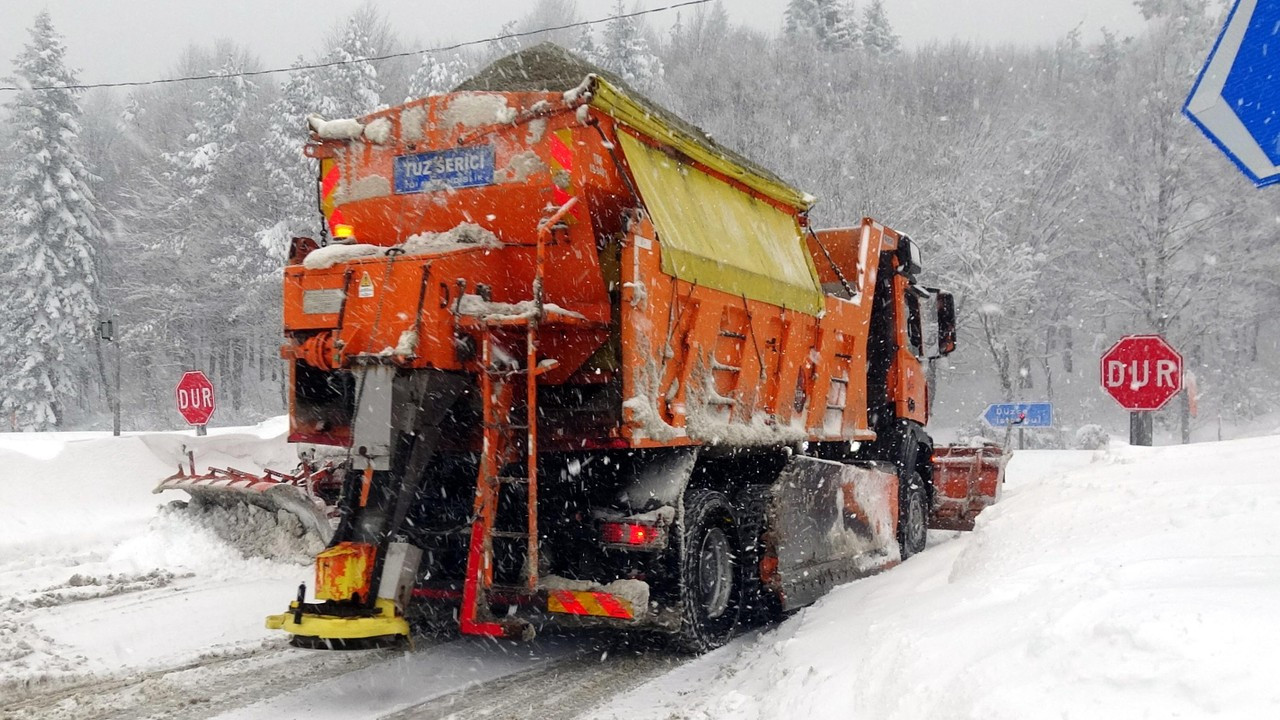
xmin=1099 ymin=335 xmax=1184 ymax=446
xmin=175 ymin=371 xmax=216 ymax=436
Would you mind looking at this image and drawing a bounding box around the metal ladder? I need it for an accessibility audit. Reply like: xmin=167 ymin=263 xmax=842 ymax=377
xmin=457 ymin=198 xmax=577 ymax=639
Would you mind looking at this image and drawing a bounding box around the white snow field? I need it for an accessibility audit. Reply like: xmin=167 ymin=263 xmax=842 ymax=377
xmin=0 ymin=419 xmax=308 ymax=691
xmin=2 ymin=421 xmax=1278 ymax=719
xmin=592 ymin=437 xmax=1280 ymax=719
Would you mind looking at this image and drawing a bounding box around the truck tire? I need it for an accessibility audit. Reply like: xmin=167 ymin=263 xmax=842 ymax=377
xmin=898 ymin=472 xmax=927 ymax=559
xmin=676 ymin=488 xmax=740 ymax=653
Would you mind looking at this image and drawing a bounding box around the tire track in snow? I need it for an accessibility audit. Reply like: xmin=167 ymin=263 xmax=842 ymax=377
xmin=384 ymin=638 xmax=686 ymax=720
xmin=386 ymin=645 xmax=691 ymax=717
xmin=8 ymin=623 xmax=718 ymax=720
xmin=1 ymin=639 xmax=424 ymax=720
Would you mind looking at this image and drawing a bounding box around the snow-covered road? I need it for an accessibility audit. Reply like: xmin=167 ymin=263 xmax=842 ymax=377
xmin=3 ymin=422 xmax=1278 ymax=719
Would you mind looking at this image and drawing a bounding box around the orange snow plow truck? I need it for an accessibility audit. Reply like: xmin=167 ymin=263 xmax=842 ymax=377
xmin=161 ymin=45 xmax=1005 ymax=652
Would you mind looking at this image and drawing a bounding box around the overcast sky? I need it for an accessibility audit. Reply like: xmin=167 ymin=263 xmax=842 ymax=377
xmin=0 ymin=1 xmax=1150 ymax=88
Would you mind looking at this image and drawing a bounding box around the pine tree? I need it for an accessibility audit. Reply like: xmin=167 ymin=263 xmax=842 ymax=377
xmin=260 ymin=60 xmax=326 ymax=265
xmin=518 ymin=0 xmax=583 ymax=49
xmin=489 ymin=21 xmax=523 ymax=63
xmin=598 ymin=0 xmax=663 ymax=89
xmin=861 ymin=0 xmax=900 ymax=56
xmin=406 ymin=53 xmax=470 ymax=100
xmin=161 ymin=55 xmax=257 ymax=210
xmin=784 ymin=0 xmax=823 ymax=40
xmin=785 ymin=0 xmax=856 ymax=51
xmin=574 ymin=25 xmax=601 ymax=64
xmin=668 ymin=1 xmax=731 ymax=62
xmin=0 ymin=12 xmax=105 ymax=430
xmin=143 ymin=46 xmax=277 ymax=415
xmin=319 ymin=22 xmax=384 ymax=117
xmin=829 ymin=1 xmax=860 ymax=51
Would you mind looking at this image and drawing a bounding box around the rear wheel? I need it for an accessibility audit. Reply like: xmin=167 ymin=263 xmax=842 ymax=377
xmin=898 ymin=472 xmax=927 ymax=559
xmin=676 ymin=489 xmax=740 ymax=653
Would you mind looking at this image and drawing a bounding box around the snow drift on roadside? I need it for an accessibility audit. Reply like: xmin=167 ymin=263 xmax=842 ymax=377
xmin=591 ymin=437 xmax=1280 ymax=719
xmin=0 ymin=418 xmax=312 ymax=689
xmin=0 ymin=417 xmax=295 ymax=556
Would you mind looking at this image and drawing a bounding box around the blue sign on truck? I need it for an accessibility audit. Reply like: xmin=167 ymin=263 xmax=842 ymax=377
xmin=982 ymin=402 xmax=1053 ymax=429
xmin=394 ymin=145 xmax=495 ymax=194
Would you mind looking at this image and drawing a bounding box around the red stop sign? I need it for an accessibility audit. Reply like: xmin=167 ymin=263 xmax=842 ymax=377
xmin=1099 ymin=335 xmax=1183 ymax=411
xmin=176 ymin=371 xmax=216 ymax=425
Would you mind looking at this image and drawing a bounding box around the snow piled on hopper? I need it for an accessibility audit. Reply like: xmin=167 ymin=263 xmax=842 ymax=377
xmin=303 ymin=223 xmax=503 ymax=270
xmin=402 ymin=222 xmax=501 ymax=253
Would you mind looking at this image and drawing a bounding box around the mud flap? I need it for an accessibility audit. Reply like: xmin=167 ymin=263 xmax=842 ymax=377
xmin=928 ymin=444 xmax=1008 ymax=531
xmin=766 ymin=456 xmax=899 ymax=611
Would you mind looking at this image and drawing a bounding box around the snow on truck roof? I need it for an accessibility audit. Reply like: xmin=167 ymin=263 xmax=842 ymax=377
xmin=455 ymin=43 xmax=816 ymax=212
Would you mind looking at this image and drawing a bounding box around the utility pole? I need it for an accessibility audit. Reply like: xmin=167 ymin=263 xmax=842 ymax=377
xmin=99 ymin=316 xmax=121 ymax=436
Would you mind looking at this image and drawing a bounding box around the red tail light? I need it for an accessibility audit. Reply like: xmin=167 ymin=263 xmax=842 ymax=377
xmin=601 ymin=521 xmax=664 ymax=548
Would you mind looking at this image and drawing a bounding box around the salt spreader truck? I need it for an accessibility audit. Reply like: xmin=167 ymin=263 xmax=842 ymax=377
xmin=158 ymin=45 xmax=1004 ymax=652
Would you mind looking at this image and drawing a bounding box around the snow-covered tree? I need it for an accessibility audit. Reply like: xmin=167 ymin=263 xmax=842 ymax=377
xmin=829 ymin=2 xmax=860 ymax=51
xmin=161 ymin=55 xmax=258 ymax=212
xmin=109 ymin=42 xmax=282 ymax=420
xmin=0 ymin=12 xmax=106 ymax=430
xmin=406 ymin=53 xmax=470 ymax=100
xmin=518 ymin=0 xmax=583 ymax=48
xmin=260 ymin=60 xmax=327 ymax=264
xmin=666 ymin=1 xmax=731 ymax=65
xmin=488 ymin=21 xmax=524 ymax=63
xmin=860 ymin=0 xmax=900 ymax=56
xmin=574 ymin=25 xmax=601 ymax=64
xmin=784 ymin=0 xmax=823 ymax=39
xmin=598 ymin=1 xmax=663 ymax=88
xmin=784 ymin=0 xmax=856 ymax=51
xmin=317 ymin=20 xmax=384 ymax=117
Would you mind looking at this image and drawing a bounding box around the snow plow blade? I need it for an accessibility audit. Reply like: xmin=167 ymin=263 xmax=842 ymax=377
xmin=929 ymin=445 xmax=1008 ymax=531
xmin=154 ymin=461 xmax=339 ymax=544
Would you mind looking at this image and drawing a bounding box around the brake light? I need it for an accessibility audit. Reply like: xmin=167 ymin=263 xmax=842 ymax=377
xmin=601 ymin=521 xmax=663 ymax=547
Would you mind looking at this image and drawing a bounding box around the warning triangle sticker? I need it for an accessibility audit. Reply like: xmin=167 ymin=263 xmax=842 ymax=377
xmin=358 ymin=271 xmax=374 ymax=298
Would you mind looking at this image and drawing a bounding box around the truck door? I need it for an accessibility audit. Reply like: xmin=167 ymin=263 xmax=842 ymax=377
xmin=893 ymin=276 xmax=928 ymax=424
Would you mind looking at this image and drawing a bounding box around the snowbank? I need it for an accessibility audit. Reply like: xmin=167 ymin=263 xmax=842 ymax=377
xmin=591 ymin=437 xmax=1280 ymax=719
xmin=0 ymin=419 xmax=309 ymax=689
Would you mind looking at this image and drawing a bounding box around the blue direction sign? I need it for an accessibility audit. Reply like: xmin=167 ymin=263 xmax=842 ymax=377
xmin=982 ymin=402 xmax=1053 ymax=429
xmin=1185 ymin=0 xmax=1280 ymax=187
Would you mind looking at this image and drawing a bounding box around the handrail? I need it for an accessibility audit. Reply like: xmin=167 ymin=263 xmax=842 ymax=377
xmin=526 ymin=195 xmax=576 ymax=592
xmin=534 ymin=196 xmax=579 ymax=316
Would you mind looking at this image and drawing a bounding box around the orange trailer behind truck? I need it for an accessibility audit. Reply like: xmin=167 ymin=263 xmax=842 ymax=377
xmin=159 ymin=45 xmax=1005 ymax=652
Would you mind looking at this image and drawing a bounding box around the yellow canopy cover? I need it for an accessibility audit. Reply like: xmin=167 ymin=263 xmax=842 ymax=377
xmin=613 ymin=131 xmax=824 ymax=315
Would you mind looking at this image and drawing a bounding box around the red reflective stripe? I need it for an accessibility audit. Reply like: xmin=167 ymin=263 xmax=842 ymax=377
xmin=591 ymin=592 xmax=632 ymax=619
xmin=321 ymin=164 xmax=340 ymax=197
xmin=552 ymin=590 xmax=589 ymax=615
xmin=328 ymin=208 xmax=347 ymax=233
xmin=552 ymin=186 xmax=571 ymax=206
xmin=548 ymin=134 xmax=573 ymax=170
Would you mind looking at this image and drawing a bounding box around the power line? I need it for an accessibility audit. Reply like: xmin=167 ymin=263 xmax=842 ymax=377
xmin=0 ymin=0 xmax=710 ymax=93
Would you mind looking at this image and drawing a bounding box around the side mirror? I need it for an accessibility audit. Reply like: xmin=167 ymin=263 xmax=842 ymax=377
xmin=936 ymin=291 xmax=956 ymax=356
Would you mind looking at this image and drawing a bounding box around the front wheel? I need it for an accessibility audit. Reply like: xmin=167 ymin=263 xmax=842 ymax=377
xmin=675 ymin=489 xmax=740 ymax=653
xmin=898 ymin=473 xmax=927 ymax=559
